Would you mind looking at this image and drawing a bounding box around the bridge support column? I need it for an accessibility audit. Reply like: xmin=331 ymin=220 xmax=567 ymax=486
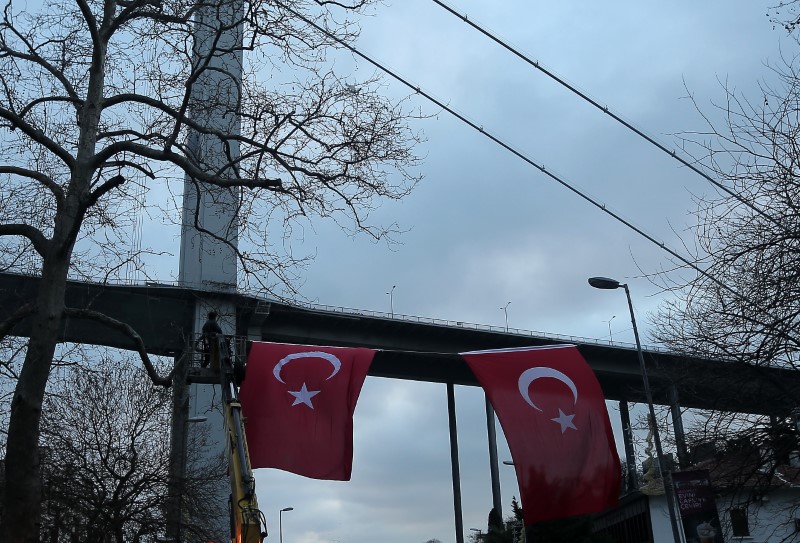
xmin=619 ymin=400 xmax=638 ymax=492
xmin=669 ymin=385 xmax=689 ymax=469
xmin=167 ymin=352 xmax=190 ymax=542
xmin=447 ymin=383 xmax=465 ymax=543
xmin=175 ymin=0 xmax=244 ymax=539
xmin=485 ymin=396 xmax=502 ymax=518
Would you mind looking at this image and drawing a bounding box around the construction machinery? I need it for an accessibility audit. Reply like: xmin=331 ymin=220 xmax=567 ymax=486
xmin=207 ymin=334 xmax=266 ymax=543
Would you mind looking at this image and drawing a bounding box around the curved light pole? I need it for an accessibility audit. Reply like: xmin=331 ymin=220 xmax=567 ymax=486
xmin=501 ymin=301 xmax=511 ymax=332
xmin=279 ymin=507 xmax=294 ymax=543
xmin=387 ymin=285 xmax=396 ymax=318
xmin=588 ymin=277 xmax=682 ymax=543
xmin=603 ymin=315 xmax=616 ymax=343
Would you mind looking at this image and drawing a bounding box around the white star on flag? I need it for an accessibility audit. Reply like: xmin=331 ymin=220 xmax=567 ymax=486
xmin=288 ymin=383 xmax=320 ymax=408
xmin=551 ymin=409 xmax=577 ymax=433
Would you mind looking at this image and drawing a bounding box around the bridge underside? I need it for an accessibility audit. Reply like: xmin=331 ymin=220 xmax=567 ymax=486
xmin=1 ymin=272 xmax=797 ymax=416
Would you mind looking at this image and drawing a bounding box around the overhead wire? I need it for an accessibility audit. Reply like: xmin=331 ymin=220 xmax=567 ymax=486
xmin=424 ymin=2 xmax=800 ymax=351
xmin=428 ymin=0 xmax=790 ymax=235
xmin=282 ymin=1 xmax=800 ymax=350
xmin=281 ymin=4 xmax=710 ymax=284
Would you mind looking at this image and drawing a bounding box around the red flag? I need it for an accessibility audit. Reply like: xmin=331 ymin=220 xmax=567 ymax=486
xmin=240 ymin=342 xmax=375 ymax=480
xmin=462 ymin=345 xmax=620 ymax=524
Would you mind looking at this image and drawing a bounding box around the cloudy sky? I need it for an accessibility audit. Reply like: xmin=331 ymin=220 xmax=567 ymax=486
xmin=3 ymin=1 xmax=794 ymax=542
xmin=232 ymin=2 xmax=798 ymax=543
xmin=15 ymin=0 xmax=788 ymax=541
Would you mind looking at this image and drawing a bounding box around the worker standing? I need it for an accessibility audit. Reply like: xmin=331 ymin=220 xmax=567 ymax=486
xmin=200 ymin=311 xmax=223 ymax=368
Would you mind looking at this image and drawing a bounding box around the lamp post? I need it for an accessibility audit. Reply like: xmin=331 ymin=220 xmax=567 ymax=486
xmin=279 ymin=507 xmax=293 ymax=543
xmin=603 ymin=315 xmax=616 ymax=343
xmin=588 ymin=277 xmax=682 ymax=543
xmin=387 ymin=285 xmax=396 ymax=318
xmin=501 ymin=301 xmax=511 ymax=332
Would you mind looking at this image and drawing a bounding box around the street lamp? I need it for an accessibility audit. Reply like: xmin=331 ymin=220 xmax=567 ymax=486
xmin=279 ymin=507 xmax=294 ymax=543
xmin=603 ymin=315 xmax=616 ymax=343
xmin=501 ymin=301 xmax=511 ymax=332
xmin=588 ymin=277 xmax=682 ymax=543
xmin=387 ymin=285 xmax=396 ymax=318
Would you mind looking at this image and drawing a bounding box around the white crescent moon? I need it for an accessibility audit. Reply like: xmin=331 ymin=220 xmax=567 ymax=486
xmin=517 ymin=367 xmax=578 ymax=412
xmin=272 ymin=351 xmax=342 ymax=384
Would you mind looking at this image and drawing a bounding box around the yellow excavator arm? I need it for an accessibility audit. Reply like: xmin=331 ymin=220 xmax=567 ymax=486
xmin=210 ymin=337 xmax=266 ymax=543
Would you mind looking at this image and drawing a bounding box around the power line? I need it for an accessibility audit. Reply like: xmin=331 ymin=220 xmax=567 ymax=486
xmin=428 ymin=0 xmax=788 ymax=235
xmin=276 ymin=2 xmax=800 ymax=349
xmin=279 ymin=5 xmax=703 ymax=276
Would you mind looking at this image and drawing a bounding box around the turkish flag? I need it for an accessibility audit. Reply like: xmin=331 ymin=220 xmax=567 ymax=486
xmin=462 ymin=345 xmax=620 ymax=524
xmin=240 ymin=342 xmax=375 ymax=480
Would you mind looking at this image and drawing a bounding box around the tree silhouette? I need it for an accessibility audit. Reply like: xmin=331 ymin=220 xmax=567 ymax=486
xmin=649 ymin=20 xmax=800 ymax=525
xmin=0 ymin=1 xmax=421 ymax=540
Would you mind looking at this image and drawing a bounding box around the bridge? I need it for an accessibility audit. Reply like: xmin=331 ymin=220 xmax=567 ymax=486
xmin=6 ymin=269 xmax=800 ymax=541
xmin=1 ymin=270 xmax=796 ymax=417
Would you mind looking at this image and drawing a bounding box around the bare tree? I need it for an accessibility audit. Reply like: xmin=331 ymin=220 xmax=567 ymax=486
xmin=651 ymin=53 xmax=800 ymax=378
xmin=770 ymin=1 xmax=800 ymax=33
xmin=650 ymin=28 xmax=800 ymax=540
xmin=15 ymin=350 xmax=225 ymax=543
xmin=0 ymin=1 xmax=421 ymax=540
xmin=39 ymin=355 xmax=180 ymax=542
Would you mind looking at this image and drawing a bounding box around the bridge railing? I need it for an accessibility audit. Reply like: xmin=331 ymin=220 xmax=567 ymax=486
xmin=290 ymin=301 xmax=667 ymax=353
xmin=1 ymin=270 xmax=667 ymax=353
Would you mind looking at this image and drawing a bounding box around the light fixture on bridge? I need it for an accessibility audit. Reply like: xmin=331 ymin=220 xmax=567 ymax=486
xmin=501 ymin=301 xmax=511 ymax=332
xmin=387 ymin=285 xmax=396 ymax=318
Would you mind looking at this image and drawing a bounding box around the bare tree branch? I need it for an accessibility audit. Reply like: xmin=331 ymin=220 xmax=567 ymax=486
xmin=94 ymin=141 xmax=284 ymax=188
xmin=86 ymin=174 xmax=125 ymax=207
xmin=0 ymin=107 xmax=75 ymax=169
xmin=0 ymin=303 xmax=33 ymax=342
xmin=0 ymin=166 xmax=64 ymax=201
xmin=0 ymin=225 xmax=48 ymax=256
xmin=63 ymin=307 xmax=173 ymax=387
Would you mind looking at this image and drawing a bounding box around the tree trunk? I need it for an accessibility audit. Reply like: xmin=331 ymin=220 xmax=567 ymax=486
xmin=1 ymin=190 xmax=94 ymax=543
xmin=1 ymin=254 xmax=71 ymax=542
xmin=1 ymin=5 xmax=107 ymax=536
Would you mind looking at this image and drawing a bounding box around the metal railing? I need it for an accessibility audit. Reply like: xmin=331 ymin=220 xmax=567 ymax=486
xmin=3 ymin=269 xmax=669 ymax=353
xmin=292 ymin=301 xmax=668 ymax=353
xmin=188 ymin=333 xmax=248 ymax=369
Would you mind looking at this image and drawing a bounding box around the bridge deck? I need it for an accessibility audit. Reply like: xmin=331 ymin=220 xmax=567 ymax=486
xmin=0 ymin=272 xmax=796 ymax=415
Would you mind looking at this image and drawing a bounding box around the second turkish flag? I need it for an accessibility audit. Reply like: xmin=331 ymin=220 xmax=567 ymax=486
xmin=240 ymin=341 xmax=375 ymax=480
xmin=463 ymin=345 xmax=620 ymax=524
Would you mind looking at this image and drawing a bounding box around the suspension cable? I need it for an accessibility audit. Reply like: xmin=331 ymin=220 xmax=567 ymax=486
xmin=428 ymin=0 xmax=789 ymax=235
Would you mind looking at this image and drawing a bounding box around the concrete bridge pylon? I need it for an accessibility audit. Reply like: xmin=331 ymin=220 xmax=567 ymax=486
xmin=171 ymin=1 xmax=244 ymax=540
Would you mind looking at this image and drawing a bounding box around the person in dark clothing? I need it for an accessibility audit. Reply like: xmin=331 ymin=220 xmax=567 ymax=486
xmin=200 ymin=311 xmax=223 ymax=367
xmin=202 ymin=311 xmax=223 ymax=337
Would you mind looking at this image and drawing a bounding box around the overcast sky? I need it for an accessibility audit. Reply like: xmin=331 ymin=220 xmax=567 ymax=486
xmin=233 ymin=3 xmax=798 ymax=543
xmin=3 ymin=1 xmax=794 ymax=542
xmin=14 ymin=0 xmax=786 ymax=540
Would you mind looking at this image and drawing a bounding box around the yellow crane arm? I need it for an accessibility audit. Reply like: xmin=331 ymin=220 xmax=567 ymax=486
xmin=211 ymin=337 xmax=266 ymax=543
